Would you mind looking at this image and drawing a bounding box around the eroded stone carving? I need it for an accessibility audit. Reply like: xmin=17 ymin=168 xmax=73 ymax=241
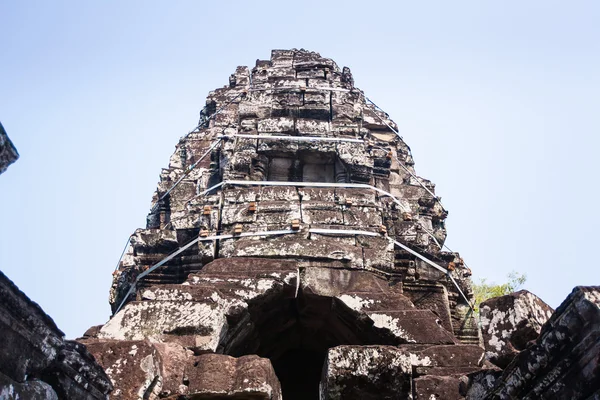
xmin=86 ymin=49 xmax=483 ymax=399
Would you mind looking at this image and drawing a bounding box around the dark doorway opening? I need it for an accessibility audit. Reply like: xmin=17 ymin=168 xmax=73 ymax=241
xmin=222 ymin=289 xmax=402 ymax=400
xmin=272 ymin=348 xmax=325 ymax=400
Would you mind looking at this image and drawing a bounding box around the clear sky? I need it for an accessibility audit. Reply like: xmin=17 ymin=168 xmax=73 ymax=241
xmin=1 ymin=1 xmax=598 ymax=339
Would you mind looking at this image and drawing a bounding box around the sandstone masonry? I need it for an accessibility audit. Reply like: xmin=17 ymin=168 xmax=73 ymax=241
xmin=83 ymin=49 xmax=481 ymax=399
xmin=1 ymin=49 xmax=596 ymax=400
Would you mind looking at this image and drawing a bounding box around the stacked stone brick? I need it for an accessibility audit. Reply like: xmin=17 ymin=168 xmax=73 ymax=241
xmin=0 ymin=50 xmax=597 ymax=399
xmin=84 ymin=49 xmax=481 ymax=399
xmin=76 ymin=50 xmax=600 ymax=399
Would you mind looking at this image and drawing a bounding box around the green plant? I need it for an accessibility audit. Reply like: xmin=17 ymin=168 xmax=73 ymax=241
xmin=473 ymin=271 xmax=527 ymax=312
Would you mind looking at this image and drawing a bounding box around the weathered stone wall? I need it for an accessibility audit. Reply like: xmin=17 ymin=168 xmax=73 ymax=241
xmin=0 ymin=270 xmax=112 ymax=399
xmin=87 ymin=49 xmax=483 ymax=399
xmin=1 ymin=50 xmax=597 ymax=399
xmin=468 ymin=286 xmax=600 ymax=399
xmin=110 ymin=48 xmax=476 ymax=338
xmin=0 ymin=122 xmax=19 ymax=175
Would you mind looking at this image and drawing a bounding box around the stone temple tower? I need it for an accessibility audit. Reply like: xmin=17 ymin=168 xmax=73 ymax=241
xmin=82 ymin=50 xmax=485 ymax=399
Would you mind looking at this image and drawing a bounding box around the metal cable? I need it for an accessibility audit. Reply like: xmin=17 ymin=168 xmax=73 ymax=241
xmin=220 ymin=134 xmax=364 ymax=143
xmin=184 ymin=180 xmax=411 ymax=212
xmin=113 ymin=229 xmax=298 ymax=314
xmin=115 ymin=86 xmax=474 ymax=313
xmin=113 ymin=236 xmax=132 ymax=272
xmin=180 ymin=91 xmax=246 ymax=142
xmin=364 ymin=97 xmax=403 ymax=140
xmin=113 ymin=226 xmax=472 ymax=314
xmin=149 ymin=138 xmax=223 ymax=214
xmin=369 ymin=143 xmax=446 ymax=213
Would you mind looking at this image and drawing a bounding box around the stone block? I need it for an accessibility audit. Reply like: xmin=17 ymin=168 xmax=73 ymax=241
xmin=270 ymin=49 xmax=294 ymax=67
xmin=272 ymin=91 xmax=303 ymax=107
xmin=254 ymin=201 xmax=301 ymax=226
xmin=298 ymin=187 xmax=336 ymax=202
xmin=268 ymin=67 xmax=295 ymax=80
xmin=414 ymin=375 xmax=464 ymax=400
xmin=480 ymin=286 xmax=600 ymax=400
xmin=79 ymin=340 xmax=161 ymax=399
xmin=303 ymin=90 xmax=329 ymax=105
xmin=130 ymin=229 xmax=179 ymax=255
xmin=297 ymin=69 xmax=326 ymax=79
xmin=98 ymin=300 xmax=232 ymax=351
xmin=199 ymin=257 xmax=298 ymax=277
xmin=297 ymin=104 xmax=330 ymax=120
xmin=368 ymin=310 xmax=458 ymax=344
xmin=257 ymin=117 xmax=295 ymax=133
xmin=321 ymin=346 xmax=412 ymax=400
xmin=220 ymin=202 xmax=258 ymax=225
xmin=259 ymin=186 xmax=300 ymax=202
xmin=0 ymin=373 xmax=58 ymax=400
xmin=402 ymin=282 xmax=454 ymax=334
xmin=185 ymin=354 xmax=281 ymax=399
xmin=342 ymin=205 xmax=383 ymax=227
xmin=301 ymin=201 xmax=343 ymax=225
xmin=479 ymin=289 xmax=553 ymax=368
xmin=295 ymin=118 xmax=329 ymax=136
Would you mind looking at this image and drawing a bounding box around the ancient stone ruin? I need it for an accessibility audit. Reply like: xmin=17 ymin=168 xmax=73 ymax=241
xmin=77 ymin=49 xmax=599 ymax=399
xmin=0 ymin=271 xmax=112 ymax=399
xmin=80 ymin=49 xmax=484 ymax=399
xmin=1 ymin=49 xmax=598 ymax=399
xmin=0 ymin=122 xmax=19 ymax=174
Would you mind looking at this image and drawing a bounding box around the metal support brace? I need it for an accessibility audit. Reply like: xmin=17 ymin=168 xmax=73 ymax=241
xmin=221 ymin=134 xmax=363 ymax=143
xmin=150 ymin=138 xmax=223 ymax=214
xmin=114 ymin=226 xmax=472 ymax=315
xmin=309 ymin=228 xmax=379 ymax=237
xmin=390 ymin=236 xmax=473 ymax=311
xmin=370 ymin=144 xmax=446 ymax=212
xmin=197 ymin=181 xmax=226 ymax=197
xmin=418 ymin=224 xmax=443 ymax=250
xmin=184 ymin=180 xmax=445 ymax=246
xmin=250 ymin=86 xmax=350 ymax=93
xmin=188 ymin=180 xmax=410 ymax=213
xmin=113 ymin=229 xmax=298 ymax=314
xmin=310 ymin=228 xmax=472 ymax=310
xmin=181 ymin=91 xmax=246 ymax=141
xmin=113 ymin=236 xmax=132 ymax=272
xmin=364 ymin=97 xmax=404 ymax=140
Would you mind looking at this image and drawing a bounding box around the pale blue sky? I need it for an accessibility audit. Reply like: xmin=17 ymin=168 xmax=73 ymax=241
xmin=1 ymin=1 xmax=598 ymax=339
